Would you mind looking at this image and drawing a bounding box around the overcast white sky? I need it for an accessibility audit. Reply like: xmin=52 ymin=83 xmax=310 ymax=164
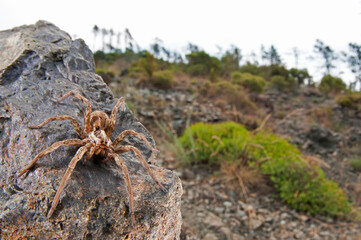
xmin=1 ymin=0 xmax=361 ymax=83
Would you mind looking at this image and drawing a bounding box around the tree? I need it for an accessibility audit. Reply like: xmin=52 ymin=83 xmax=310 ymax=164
xmin=92 ymin=25 xmax=99 ymax=51
xmin=108 ymin=28 xmax=114 ymax=50
xmin=221 ymin=45 xmax=242 ymax=76
xmin=101 ymin=28 xmax=108 ymax=51
xmin=186 ymin=43 xmax=200 ymax=53
xmin=261 ymin=45 xmax=282 ymax=65
xmin=313 ymin=39 xmax=337 ymax=75
xmin=124 ymin=28 xmax=133 ymax=51
xmin=116 ymin=31 xmax=122 ymax=50
xmin=150 ymin=38 xmax=162 ymax=58
xmin=345 ymin=43 xmax=361 ymax=90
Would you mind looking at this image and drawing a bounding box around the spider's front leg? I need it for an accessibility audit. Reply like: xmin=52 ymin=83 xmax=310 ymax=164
xmin=29 ymin=116 xmax=86 ymax=139
xmin=47 ymin=143 xmax=92 ymax=218
xmin=52 ymin=90 xmax=93 ymax=133
xmin=107 ymin=97 xmax=125 ymax=137
xmin=18 ymin=139 xmax=86 ymax=178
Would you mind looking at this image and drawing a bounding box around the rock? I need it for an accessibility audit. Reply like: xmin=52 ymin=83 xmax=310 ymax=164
xmin=0 ymin=21 xmax=182 ymax=239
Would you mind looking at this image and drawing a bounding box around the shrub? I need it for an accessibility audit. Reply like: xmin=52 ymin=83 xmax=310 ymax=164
xmin=349 ymin=157 xmax=361 ymax=171
xmin=270 ymin=75 xmax=296 ymax=92
xmin=179 ymin=121 xmax=352 ymax=217
xmin=138 ymin=51 xmax=158 ymax=79
xmin=289 ymin=68 xmax=312 ymax=86
xmin=319 ymin=75 xmax=346 ymax=94
xmin=151 ymin=70 xmax=173 ymax=89
xmin=95 ymin=68 xmax=115 ymax=85
xmin=336 ymin=92 xmax=361 ymax=110
xmin=186 ymin=51 xmax=221 ymax=76
xmin=179 ymin=122 xmax=250 ymax=164
xmin=239 ymin=63 xmax=261 ymax=76
xmin=231 ymin=72 xmax=267 ymax=93
xmin=204 ymin=81 xmax=256 ymax=110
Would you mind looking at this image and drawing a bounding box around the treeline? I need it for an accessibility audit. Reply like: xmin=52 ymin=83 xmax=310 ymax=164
xmin=92 ymin=25 xmax=361 ymax=92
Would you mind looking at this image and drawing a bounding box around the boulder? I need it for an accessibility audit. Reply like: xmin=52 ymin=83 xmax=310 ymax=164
xmin=0 ymin=21 xmax=182 ymax=239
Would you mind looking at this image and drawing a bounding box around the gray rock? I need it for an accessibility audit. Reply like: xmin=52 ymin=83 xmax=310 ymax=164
xmin=0 ymin=21 xmax=182 ymax=239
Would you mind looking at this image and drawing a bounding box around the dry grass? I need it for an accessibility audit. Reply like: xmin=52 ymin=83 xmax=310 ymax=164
xmin=220 ymin=160 xmax=265 ymax=201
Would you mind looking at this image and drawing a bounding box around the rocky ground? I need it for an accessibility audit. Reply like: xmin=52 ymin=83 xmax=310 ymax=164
xmin=109 ymin=79 xmax=361 ymax=240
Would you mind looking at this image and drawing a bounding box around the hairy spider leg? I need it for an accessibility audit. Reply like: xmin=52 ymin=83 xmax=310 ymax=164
xmin=107 ymin=97 xmax=125 ymax=137
xmin=110 ymin=153 xmax=136 ymax=226
xmin=112 ymin=130 xmax=156 ymax=151
xmin=18 ymin=139 xmax=86 ymax=178
xmin=83 ymin=146 xmax=96 ymax=164
xmin=114 ymin=145 xmax=167 ymax=192
xmin=47 ymin=144 xmax=91 ymax=218
xmin=53 ymin=90 xmax=93 ymax=133
xmin=29 ymin=115 xmax=86 ymax=139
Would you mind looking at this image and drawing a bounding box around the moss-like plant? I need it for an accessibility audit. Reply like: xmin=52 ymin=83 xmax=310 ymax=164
xmin=319 ymin=75 xmax=346 ymax=94
xmin=336 ymin=92 xmax=361 ymax=110
xmin=179 ymin=121 xmax=352 ymax=217
xmin=349 ymin=157 xmax=361 ymax=171
xmin=231 ymin=72 xmax=267 ymax=93
xmin=151 ymin=70 xmax=173 ymax=89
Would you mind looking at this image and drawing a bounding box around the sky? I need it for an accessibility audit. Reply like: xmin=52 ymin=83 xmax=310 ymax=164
xmin=1 ymin=0 xmax=361 ymax=84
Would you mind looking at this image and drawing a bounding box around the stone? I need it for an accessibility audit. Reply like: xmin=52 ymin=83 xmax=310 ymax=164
xmin=0 ymin=21 xmax=182 ymax=239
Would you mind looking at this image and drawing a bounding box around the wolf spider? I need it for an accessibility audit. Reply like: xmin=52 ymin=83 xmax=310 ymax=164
xmin=18 ymin=90 xmax=166 ymax=226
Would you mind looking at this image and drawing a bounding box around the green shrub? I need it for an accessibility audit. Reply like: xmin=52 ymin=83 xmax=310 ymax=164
xmin=179 ymin=121 xmax=352 ymax=217
xmin=231 ymin=72 xmax=267 ymax=93
xmin=179 ymin=122 xmax=250 ymax=164
xmin=239 ymin=63 xmax=261 ymax=75
xmin=349 ymin=157 xmax=361 ymax=171
xmin=336 ymin=92 xmax=361 ymax=110
xmin=186 ymin=51 xmax=221 ymax=76
xmin=151 ymin=70 xmax=173 ymax=89
xmin=270 ymin=75 xmax=296 ymax=92
xmin=319 ymin=75 xmax=346 ymax=94
xmin=289 ymin=68 xmax=312 ymax=86
xmin=138 ymin=51 xmax=158 ymax=79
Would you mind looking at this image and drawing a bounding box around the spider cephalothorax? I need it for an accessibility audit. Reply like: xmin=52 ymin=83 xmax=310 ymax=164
xmin=18 ymin=90 xmax=166 ymax=226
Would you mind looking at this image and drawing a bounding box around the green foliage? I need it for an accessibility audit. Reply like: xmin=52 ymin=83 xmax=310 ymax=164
xmin=220 ymin=45 xmax=242 ymax=76
xmin=261 ymin=45 xmax=282 ymax=65
xmin=289 ymin=68 xmax=312 ymax=86
xmin=231 ymin=72 xmax=267 ymax=93
xmin=319 ymin=75 xmax=346 ymax=94
xmin=250 ymin=131 xmax=350 ymax=216
xmin=179 ymin=122 xmax=352 ymax=217
xmin=270 ymin=75 xmax=296 ymax=92
xmin=239 ymin=63 xmax=261 ymax=75
xmin=151 ymin=70 xmax=173 ymax=89
xmin=349 ymin=157 xmax=361 ymax=171
xmin=139 ymin=51 xmax=158 ymax=79
xmin=314 ymin=39 xmax=337 ymax=75
xmin=336 ymin=92 xmax=361 ymax=110
xmin=186 ymin=51 xmax=221 ymax=77
xmin=179 ymin=122 xmax=250 ymax=164
xmin=346 ymin=43 xmax=361 ymax=90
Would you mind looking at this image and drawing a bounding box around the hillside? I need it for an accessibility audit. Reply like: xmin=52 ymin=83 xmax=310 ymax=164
xmin=96 ymin=50 xmax=361 ymax=239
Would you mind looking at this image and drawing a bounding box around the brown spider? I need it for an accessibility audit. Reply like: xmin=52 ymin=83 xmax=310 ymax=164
xmin=18 ymin=90 xmax=167 ymax=226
